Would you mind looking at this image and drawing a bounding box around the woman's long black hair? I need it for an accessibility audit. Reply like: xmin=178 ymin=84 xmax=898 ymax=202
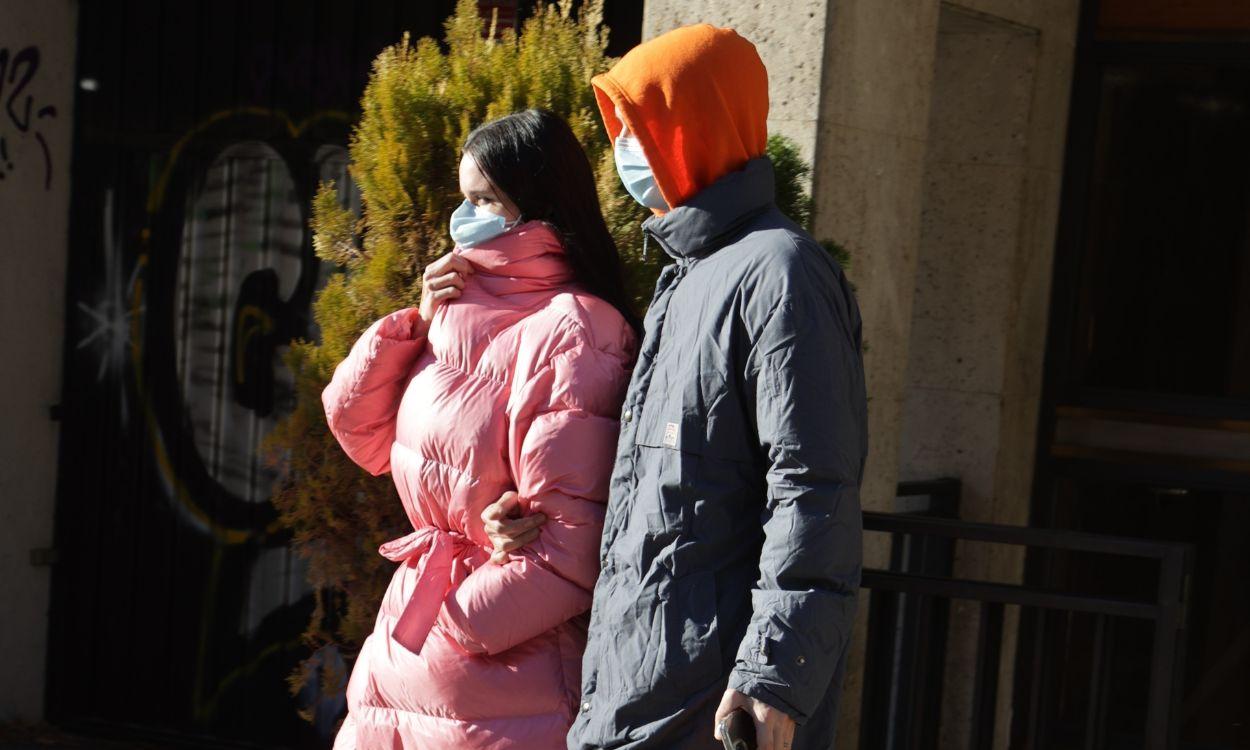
xmin=463 ymin=108 xmax=642 ymax=337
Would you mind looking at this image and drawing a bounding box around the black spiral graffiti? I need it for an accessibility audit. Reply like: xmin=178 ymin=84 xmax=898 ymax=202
xmin=0 ymin=45 xmax=58 ymax=189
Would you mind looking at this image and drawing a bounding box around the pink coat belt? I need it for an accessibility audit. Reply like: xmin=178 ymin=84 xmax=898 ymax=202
xmin=377 ymin=526 xmax=473 ymax=654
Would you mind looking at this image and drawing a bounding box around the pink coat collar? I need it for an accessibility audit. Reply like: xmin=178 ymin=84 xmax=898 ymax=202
xmin=452 ymin=220 xmax=572 ymax=294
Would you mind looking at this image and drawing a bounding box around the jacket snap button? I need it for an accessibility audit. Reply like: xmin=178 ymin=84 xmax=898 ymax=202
xmin=622 ymin=408 xmax=633 ymax=422
xmin=581 ymin=701 xmax=591 ymax=712
xmin=796 ymin=655 xmax=806 ymax=666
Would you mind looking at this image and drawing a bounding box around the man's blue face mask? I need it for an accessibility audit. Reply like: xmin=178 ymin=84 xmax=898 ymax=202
xmin=614 ymin=126 xmax=669 ymax=211
xmin=449 ymin=199 xmax=521 ymax=247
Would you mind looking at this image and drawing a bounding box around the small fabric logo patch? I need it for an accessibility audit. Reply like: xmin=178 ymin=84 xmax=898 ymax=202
xmin=663 ymin=422 xmax=679 ymax=448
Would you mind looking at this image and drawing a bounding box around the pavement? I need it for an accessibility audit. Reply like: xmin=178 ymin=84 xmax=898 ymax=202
xmin=0 ymin=723 xmax=164 ymax=750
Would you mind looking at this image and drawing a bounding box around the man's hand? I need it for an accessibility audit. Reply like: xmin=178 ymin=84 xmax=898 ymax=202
xmin=480 ymin=491 xmax=547 ymax=564
xmin=713 ymin=689 xmax=796 ymax=750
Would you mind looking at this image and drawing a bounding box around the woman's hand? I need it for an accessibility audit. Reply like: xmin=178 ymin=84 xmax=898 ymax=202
xmin=481 ymin=491 xmax=548 ymax=564
xmin=419 ymin=252 xmax=475 ymax=323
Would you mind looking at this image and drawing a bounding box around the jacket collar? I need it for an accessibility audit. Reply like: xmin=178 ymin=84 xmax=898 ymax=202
xmin=642 ymin=156 xmax=776 ymax=261
xmin=453 ymin=220 xmax=573 ymax=294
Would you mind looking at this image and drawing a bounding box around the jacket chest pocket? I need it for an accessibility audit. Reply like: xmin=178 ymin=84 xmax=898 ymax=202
xmin=632 ymin=329 xmax=701 ymax=447
xmin=626 ymin=373 xmax=704 ymax=551
xmin=633 ymin=354 xmax=757 ymax=464
xmin=622 ymin=350 xmax=764 ymax=576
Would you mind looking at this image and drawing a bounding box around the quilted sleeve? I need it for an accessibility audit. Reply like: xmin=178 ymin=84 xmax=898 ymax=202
xmin=321 ymin=307 xmax=426 ymax=476
xmin=726 ymin=260 xmax=867 ymax=724
xmin=436 ymin=332 xmax=633 ymax=656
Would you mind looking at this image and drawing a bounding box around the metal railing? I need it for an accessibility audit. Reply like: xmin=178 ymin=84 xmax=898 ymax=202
xmin=859 ymin=480 xmax=1192 ymax=750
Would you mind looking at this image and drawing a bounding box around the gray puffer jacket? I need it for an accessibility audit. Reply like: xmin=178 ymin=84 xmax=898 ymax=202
xmin=567 ymin=156 xmax=868 ymax=750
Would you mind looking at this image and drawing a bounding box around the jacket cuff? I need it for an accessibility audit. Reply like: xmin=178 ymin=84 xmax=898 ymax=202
xmin=376 ymin=306 xmax=425 ymax=341
xmin=728 ymin=607 xmax=846 ymax=723
xmin=726 ymin=669 xmax=806 ymax=724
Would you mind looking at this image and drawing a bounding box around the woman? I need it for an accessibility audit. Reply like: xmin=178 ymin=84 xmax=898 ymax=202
xmin=323 ymin=109 xmax=639 ymax=749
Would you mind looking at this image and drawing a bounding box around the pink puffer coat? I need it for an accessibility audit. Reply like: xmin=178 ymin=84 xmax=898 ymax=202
xmin=322 ymin=221 xmax=636 ymax=749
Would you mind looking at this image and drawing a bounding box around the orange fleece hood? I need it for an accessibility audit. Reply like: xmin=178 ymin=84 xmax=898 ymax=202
xmin=592 ymin=24 xmax=769 ymax=210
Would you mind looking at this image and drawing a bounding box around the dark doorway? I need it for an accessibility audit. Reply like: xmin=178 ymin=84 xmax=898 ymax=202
xmin=1025 ymin=1 xmax=1250 ymax=748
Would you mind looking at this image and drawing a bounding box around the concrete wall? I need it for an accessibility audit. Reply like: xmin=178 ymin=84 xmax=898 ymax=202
xmin=641 ymin=1 xmax=1079 ymax=747
xmin=806 ymin=4 xmax=943 ymax=742
xmin=642 ymin=0 xmax=830 ymax=166
xmin=0 ymin=0 xmax=78 ymax=723
xmin=899 ymin=1 xmax=1078 ymax=746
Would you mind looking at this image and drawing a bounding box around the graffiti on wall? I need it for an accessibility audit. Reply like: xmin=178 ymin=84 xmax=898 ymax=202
xmin=0 ymin=45 xmax=58 ymax=189
xmin=67 ymin=105 xmax=356 ymax=738
xmin=74 ymin=188 xmax=143 ymax=426
xmin=154 ymin=109 xmax=353 ymax=727
xmin=135 ymin=108 xmax=356 ymax=545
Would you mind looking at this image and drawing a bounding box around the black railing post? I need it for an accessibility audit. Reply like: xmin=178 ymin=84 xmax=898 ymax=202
xmin=1027 ymin=607 xmax=1053 ymax=750
xmin=861 ymin=490 xmax=1192 ymax=750
xmin=969 ymin=602 xmax=1004 ymax=750
xmin=1146 ymin=545 xmax=1190 ymax=750
xmin=1084 ymin=614 xmax=1111 ymax=750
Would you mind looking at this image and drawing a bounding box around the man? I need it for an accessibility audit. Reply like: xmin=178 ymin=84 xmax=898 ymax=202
xmin=482 ymin=24 xmax=868 ymax=750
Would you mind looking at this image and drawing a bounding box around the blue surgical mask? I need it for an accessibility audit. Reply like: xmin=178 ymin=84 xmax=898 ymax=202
xmin=449 ymin=200 xmax=521 ymax=247
xmin=614 ymin=129 xmax=669 ymax=211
